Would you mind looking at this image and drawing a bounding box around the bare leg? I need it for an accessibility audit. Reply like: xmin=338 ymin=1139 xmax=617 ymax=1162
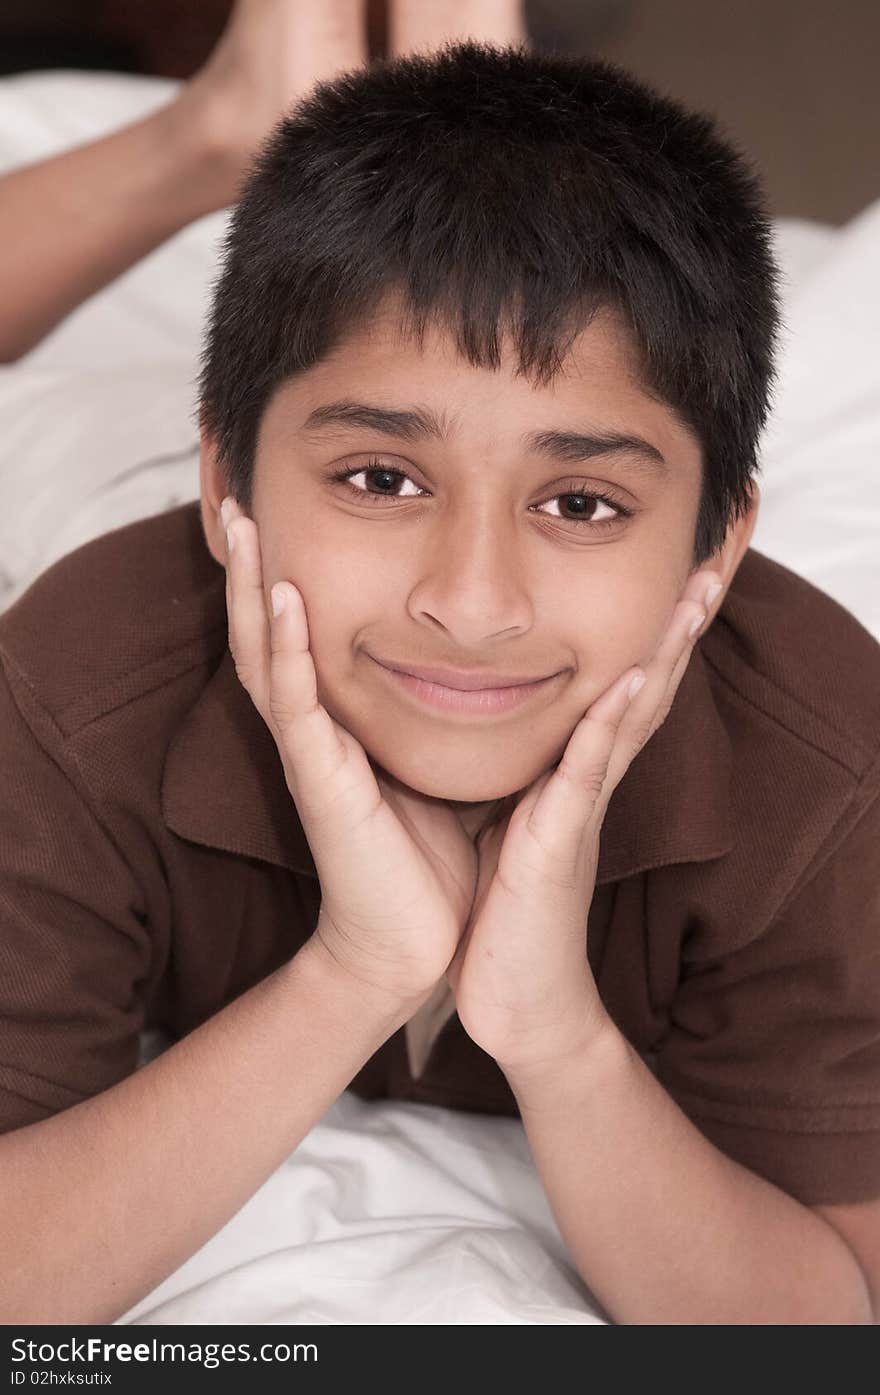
xmin=388 ymin=0 xmax=527 ymax=56
xmin=0 ymin=0 xmax=367 ymax=364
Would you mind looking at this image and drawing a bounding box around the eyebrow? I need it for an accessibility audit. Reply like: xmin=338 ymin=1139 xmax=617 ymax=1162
xmin=301 ymin=398 xmax=670 ymax=477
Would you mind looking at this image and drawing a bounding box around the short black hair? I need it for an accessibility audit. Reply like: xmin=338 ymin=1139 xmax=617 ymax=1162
xmin=199 ymin=40 xmax=781 ymax=566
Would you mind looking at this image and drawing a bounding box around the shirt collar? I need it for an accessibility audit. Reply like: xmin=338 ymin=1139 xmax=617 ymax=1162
xmin=162 ymin=631 xmax=734 ymax=884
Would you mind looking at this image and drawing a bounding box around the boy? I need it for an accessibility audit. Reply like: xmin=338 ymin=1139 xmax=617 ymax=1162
xmin=1 ymin=40 xmax=879 ymax=1326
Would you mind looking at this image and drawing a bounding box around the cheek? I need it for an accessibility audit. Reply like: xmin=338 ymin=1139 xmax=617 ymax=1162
xmin=276 ymin=554 xmax=387 ymax=677
xmin=563 ymin=578 xmax=674 ymax=679
xmin=254 ymin=523 xmax=335 ymax=646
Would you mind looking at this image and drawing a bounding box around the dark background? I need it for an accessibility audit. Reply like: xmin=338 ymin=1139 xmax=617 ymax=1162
xmin=0 ymin=0 xmax=877 ymax=225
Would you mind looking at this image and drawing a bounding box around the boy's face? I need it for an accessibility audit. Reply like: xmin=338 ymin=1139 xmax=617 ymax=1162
xmin=204 ymin=295 xmax=753 ymax=836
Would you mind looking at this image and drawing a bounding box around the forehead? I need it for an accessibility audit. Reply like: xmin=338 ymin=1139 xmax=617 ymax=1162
xmin=268 ymin=291 xmax=701 ymax=473
xmin=325 ymin=290 xmax=645 ymax=386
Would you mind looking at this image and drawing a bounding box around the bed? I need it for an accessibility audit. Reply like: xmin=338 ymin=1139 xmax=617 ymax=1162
xmin=1 ymin=70 xmax=878 ymax=1326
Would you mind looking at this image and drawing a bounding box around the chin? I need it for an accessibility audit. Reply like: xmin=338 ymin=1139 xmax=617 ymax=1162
xmin=368 ymin=749 xmax=530 ymax=804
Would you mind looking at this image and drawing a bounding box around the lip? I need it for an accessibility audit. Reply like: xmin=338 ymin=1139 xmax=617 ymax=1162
xmin=374 ymin=660 xmax=556 ymax=691
xmin=370 ymin=655 xmax=564 ymax=716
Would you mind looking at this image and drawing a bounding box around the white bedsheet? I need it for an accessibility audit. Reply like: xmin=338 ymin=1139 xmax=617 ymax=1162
xmin=1 ymin=71 xmax=877 ymax=1326
xmin=118 ymin=1081 xmax=604 ymax=1326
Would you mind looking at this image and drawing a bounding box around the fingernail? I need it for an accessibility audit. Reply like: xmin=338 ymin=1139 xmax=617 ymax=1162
xmin=225 ymin=521 xmax=236 ymax=553
xmin=688 ymin=610 xmax=707 ymax=639
xmin=271 ymin=583 xmax=286 ymax=617
xmin=220 ymin=497 xmax=235 ymax=529
xmin=627 ymin=671 xmax=646 ymax=700
xmin=705 ymin=582 xmax=723 ymax=609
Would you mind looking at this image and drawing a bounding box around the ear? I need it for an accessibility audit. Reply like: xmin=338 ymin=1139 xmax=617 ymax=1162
xmin=699 ymin=479 xmax=761 ymax=629
xmin=199 ymin=424 xmax=231 ymax=569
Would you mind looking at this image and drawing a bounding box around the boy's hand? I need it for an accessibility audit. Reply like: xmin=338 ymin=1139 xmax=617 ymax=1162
xmin=444 ymin=569 xmax=724 ymax=1079
xmin=222 ymin=498 xmax=478 ymax=1012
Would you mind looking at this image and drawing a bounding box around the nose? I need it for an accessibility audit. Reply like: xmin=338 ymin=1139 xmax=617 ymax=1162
xmin=406 ymin=508 xmax=534 ymax=645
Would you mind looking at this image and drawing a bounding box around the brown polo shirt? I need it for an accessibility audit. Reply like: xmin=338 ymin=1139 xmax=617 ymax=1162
xmin=1 ymin=501 xmax=879 ymax=1206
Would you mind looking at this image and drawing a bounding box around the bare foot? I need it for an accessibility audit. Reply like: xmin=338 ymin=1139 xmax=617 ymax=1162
xmin=389 ymin=0 xmax=527 ymax=57
xmin=173 ymin=0 xmax=369 ymax=203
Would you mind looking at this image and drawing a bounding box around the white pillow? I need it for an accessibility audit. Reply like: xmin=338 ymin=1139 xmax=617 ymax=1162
xmin=756 ymin=201 xmax=880 ymax=636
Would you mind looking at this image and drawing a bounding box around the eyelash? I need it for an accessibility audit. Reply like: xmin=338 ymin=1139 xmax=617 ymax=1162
xmin=327 ymin=458 xmax=634 ymax=532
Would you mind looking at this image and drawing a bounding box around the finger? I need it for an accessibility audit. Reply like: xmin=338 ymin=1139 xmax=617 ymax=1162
xmin=643 ymin=571 xmax=719 ymax=675
xmin=512 ymin=569 xmax=721 ymax=865
xmin=604 ymin=569 xmax=722 ymax=789
xmin=496 ymin=770 xmax=552 ymax=844
xmin=223 ymin=504 xmax=272 ymax=719
xmin=266 ymin=580 xmax=379 ymax=826
xmin=524 ymin=665 xmax=645 ymax=863
xmin=223 ymin=498 xmax=382 ymax=834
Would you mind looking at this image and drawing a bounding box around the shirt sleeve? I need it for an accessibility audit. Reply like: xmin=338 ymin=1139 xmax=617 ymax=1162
xmin=656 ymin=750 xmax=880 ymax=1206
xmin=0 ymin=653 xmax=152 ymax=1135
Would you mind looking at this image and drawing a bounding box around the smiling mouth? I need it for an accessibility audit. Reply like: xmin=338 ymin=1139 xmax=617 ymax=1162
xmin=370 ymin=656 xmax=563 ymax=717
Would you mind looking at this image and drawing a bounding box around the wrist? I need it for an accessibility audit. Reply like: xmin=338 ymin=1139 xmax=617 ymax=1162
xmin=295 ymin=926 xmax=434 ymax=1033
xmin=500 ymin=1012 xmax=625 ymax=1115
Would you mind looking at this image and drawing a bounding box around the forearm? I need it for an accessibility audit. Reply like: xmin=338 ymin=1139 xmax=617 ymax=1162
xmin=505 ymin=1023 xmax=874 ymax=1325
xmin=0 ymin=95 xmax=234 ymax=363
xmin=0 ymin=937 xmax=412 ymax=1325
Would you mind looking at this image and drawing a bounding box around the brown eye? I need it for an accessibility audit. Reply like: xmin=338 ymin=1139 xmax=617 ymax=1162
xmin=533 ymin=489 xmax=630 ymax=530
xmin=333 ymin=464 xmax=425 ymax=501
